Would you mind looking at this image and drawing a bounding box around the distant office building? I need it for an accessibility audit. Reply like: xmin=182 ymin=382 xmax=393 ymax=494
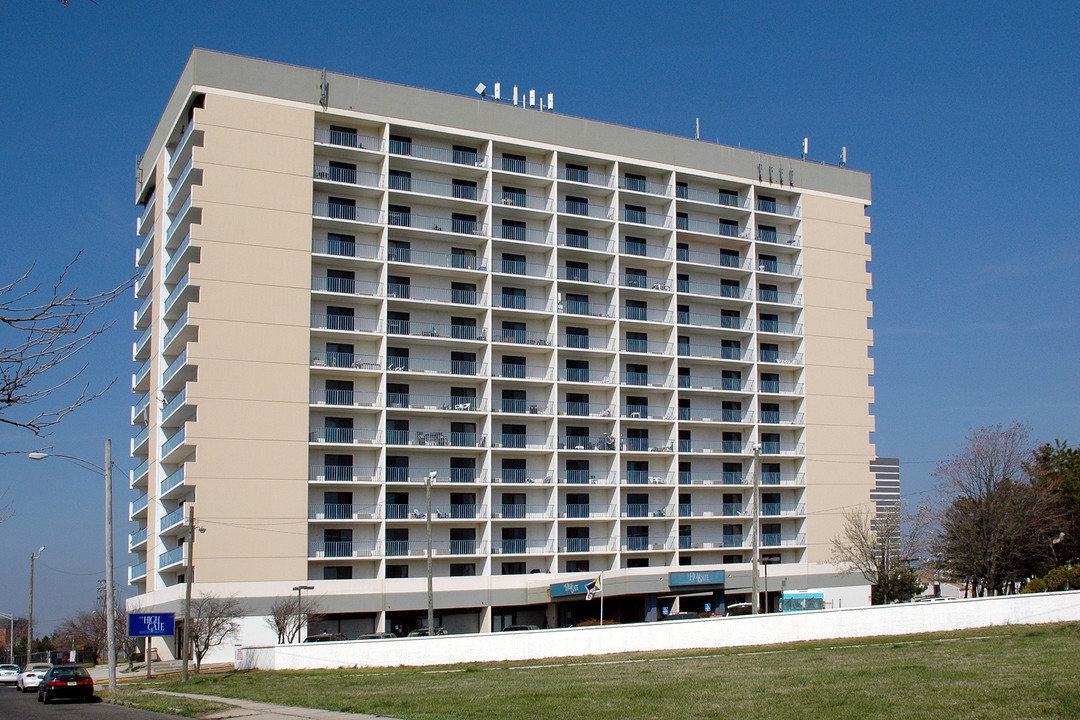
xmin=128 ymin=49 xmax=875 ymax=658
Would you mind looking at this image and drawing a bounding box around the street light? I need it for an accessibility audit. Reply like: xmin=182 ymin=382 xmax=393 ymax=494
xmin=426 ymin=471 xmax=437 ymax=636
xmin=292 ymin=586 xmax=314 ymax=642
xmin=29 ymin=440 xmax=117 ymax=692
xmin=28 ymin=546 xmax=45 ymax=665
xmin=181 ymin=508 xmax=205 ymax=682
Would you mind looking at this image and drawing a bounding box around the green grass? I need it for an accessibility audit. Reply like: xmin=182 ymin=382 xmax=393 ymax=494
xmin=102 ymin=687 xmax=233 ymax=718
xmin=134 ymin=623 xmax=1080 ymax=720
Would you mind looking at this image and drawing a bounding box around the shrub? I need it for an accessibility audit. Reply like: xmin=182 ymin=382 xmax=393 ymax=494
xmin=1022 ymin=577 xmax=1047 ymax=593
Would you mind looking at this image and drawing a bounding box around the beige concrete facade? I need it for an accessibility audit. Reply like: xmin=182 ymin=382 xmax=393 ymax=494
xmin=128 ymin=50 xmax=875 ymax=653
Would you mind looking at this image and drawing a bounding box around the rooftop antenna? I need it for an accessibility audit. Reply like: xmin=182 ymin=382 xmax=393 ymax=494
xmin=839 ymin=146 xmax=847 ymax=168
xmin=319 ymin=68 xmax=328 ymax=110
xmin=513 ymin=85 xmax=519 ymax=107
xmin=547 ymin=92 xmax=554 ymax=111
xmin=801 ymin=137 xmax=808 ymax=160
xmin=529 ymin=89 xmax=536 ymax=107
xmin=494 ymin=83 xmax=501 ymax=101
xmin=695 ymin=118 xmax=700 ymax=140
xmin=474 ymin=82 xmax=487 ymax=99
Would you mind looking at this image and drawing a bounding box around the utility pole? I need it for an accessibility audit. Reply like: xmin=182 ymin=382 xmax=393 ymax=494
xmin=751 ymin=443 xmax=761 ymax=614
xmin=28 ymin=547 xmax=44 ymax=664
xmin=292 ymin=586 xmax=314 ymax=642
xmin=104 ymin=439 xmax=117 ymax=692
xmin=181 ymin=506 xmax=195 ymax=681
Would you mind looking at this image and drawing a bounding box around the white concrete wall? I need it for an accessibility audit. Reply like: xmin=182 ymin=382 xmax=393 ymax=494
xmin=237 ymin=590 xmax=1080 ymax=670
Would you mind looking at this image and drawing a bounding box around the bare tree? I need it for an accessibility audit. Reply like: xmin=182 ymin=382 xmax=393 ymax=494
xmin=0 ymin=253 xmax=131 ymax=438
xmin=933 ymin=423 xmax=1067 ymax=596
xmin=832 ymin=502 xmax=929 ymax=604
xmin=189 ymin=594 xmax=242 ymax=672
xmin=265 ymin=596 xmax=324 ymax=643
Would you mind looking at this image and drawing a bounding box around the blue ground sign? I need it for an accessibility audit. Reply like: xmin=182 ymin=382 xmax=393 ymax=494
xmin=128 ymin=612 xmax=175 ymax=637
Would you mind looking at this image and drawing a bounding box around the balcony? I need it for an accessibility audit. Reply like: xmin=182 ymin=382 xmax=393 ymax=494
xmin=491 ymin=328 xmax=554 ymax=346
xmin=133 ymin=326 xmax=152 ymax=362
xmin=558 ymin=434 xmax=616 ymax=451
xmin=385 ymin=430 xmax=486 ymax=448
xmin=621 ymin=273 xmax=671 ymax=292
xmin=679 ymin=471 xmax=752 ymax=486
xmin=559 ymin=470 xmax=617 ymax=485
xmin=678 ymin=280 xmax=752 ymax=301
xmin=161 ymin=388 xmax=193 ymax=427
xmin=558 ymin=300 xmax=615 ymax=318
xmin=493 ymin=471 xmax=552 ymax=484
xmin=493 ymin=257 xmax=553 ymax=278
xmin=310 ymin=314 xmax=382 ymax=334
xmin=621 ymin=338 xmax=673 ymax=355
xmin=559 ymin=504 xmax=616 ymax=520
xmin=313 ymin=164 xmax=384 ymax=189
xmin=132 ymin=359 xmax=151 ymax=393
xmin=308 ymin=540 xmax=381 ymax=559
xmin=310 ymin=388 xmax=381 ymax=408
xmin=755 ymin=198 xmax=800 ymax=217
xmin=621 ymin=503 xmax=674 ymax=518
xmin=559 ymin=538 xmax=616 ymax=553
xmin=756 ymin=258 xmax=802 ymax=276
xmin=160 ymin=427 xmax=190 ymax=462
xmin=496 ymin=189 xmax=551 ymax=211
xmin=557 ymin=368 xmax=615 ymax=384
xmin=309 ymin=427 xmax=381 ymax=445
xmin=757 ymin=288 xmax=803 ymax=306
xmin=129 ymin=494 xmax=148 ymax=519
xmin=622 ymin=471 xmax=675 ymax=485
xmin=759 ymin=441 xmax=805 ymax=456
xmin=677 ymin=217 xmax=749 ymax=239
xmin=676 ymin=186 xmax=749 ymax=209
xmin=312 ymin=202 xmax=382 ymax=225
xmin=622 ymin=537 xmax=675 ymax=552
xmin=558 ymin=266 xmax=615 ymax=285
xmin=387 ymin=320 xmax=486 ymax=342
xmin=308 ymin=503 xmax=380 ymax=520
xmin=386 ymin=392 xmax=486 ymax=412
xmin=384 ymin=467 xmax=488 ymax=484
xmin=676 ymin=247 xmax=751 ymax=270
xmin=498 ymin=155 xmax=552 ymax=177
xmin=620 ymin=176 xmax=670 ymax=196
xmin=680 ymin=535 xmax=748 ymax=550
xmin=128 ymin=562 xmax=147 ymax=583
xmin=677 ymin=312 xmax=753 ymax=332
xmin=312 ymin=276 xmax=381 ymax=297
xmin=388 ymin=246 xmax=487 ymax=272
xmin=310 ymin=351 xmax=382 ymax=370
xmin=129 ymin=528 xmax=147 ymax=551
xmin=388 ymin=283 xmax=487 ymax=306
xmin=620 ymin=438 xmax=674 ymax=453
xmin=619 ymin=307 xmax=674 ymax=324
xmin=130 ymin=459 xmax=149 ymax=488
xmin=312 ymin=237 xmax=383 ymax=261
xmin=314 ymin=127 xmax=384 ymax=152
xmin=621 ymin=208 xmax=672 ymax=228
xmin=160 ymin=466 xmax=187 ymax=498
xmin=309 ymin=465 xmax=379 ymax=483
xmin=758 ymin=349 xmax=804 ymax=365
xmin=159 ymin=506 xmax=186 ymax=534
xmin=620 ymin=404 xmax=675 ymax=420
xmin=620 ymin=371 xmax=674 ymax=388
xmin=493 ymin=363 xmax=553 ymax=381
xmin=560 ymin=167 xmax=612 ymax=187
xmin=559 ymin=199 xmax=613 ymax=220
xmin=558 ymin=233 xmax=615 ymax=254
xmin=158 ymin=546 xmax=184 ymax=570
xmin=679 ymin=441 xmax=751 ymax=455
xmin=760 ymin=533 xmax=807 ymax=548
xmin=758 ymin=410 xmax=805 ymax=425
xmin=492 ymin=434 xmax=554 ymax=450
xmin=620 ymin=239 xmax=673 ymax=260
xmin=757 ymin=319 xmax=803 ymax=335
xmin=491 ymin=539 xmax=555 ymax=555
xmin=389 ymin=139 xmax=486 ymax=167
xmin=677 ymin=372 xmax=753 ymax=392
xmin=760 ymin=503 xmax=807 ymax=517
xmin=387 ymin=357 xmax=487 ymax=377
xmin=680 ymin=408 xmax=754 ymax=423
xmin=495 ymin=399 xmax=555 ymax=415
xmin=495 ymin=224 xmax=554 ymax=245
xmin=759 ymin=379 xmax=805 ymax=395
xmin=492 ymin=294 xmax=554 ymax=313
xmin=558 ymin=334 xmax=617 ymax=352
xmin=390 ymin=175 xmax=490 ymax=203
xmin=165 ymin=234 xmax=199 ymax=283
xmin=755 ymin=228 xmax=801 ymax=247
xmin=387 ymin=211 xmax=487 ymax=237
xmin=162 ymin=312 xmax=196 ymax=355
xmin=762 ymin=472 xmax=806 ymax=486
xmin=558 ymin=401 xmax=615 ymax=418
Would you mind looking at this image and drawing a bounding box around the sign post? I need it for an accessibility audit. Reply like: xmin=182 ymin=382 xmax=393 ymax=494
xmin=128 ymin=613 xmax=175 ymax=679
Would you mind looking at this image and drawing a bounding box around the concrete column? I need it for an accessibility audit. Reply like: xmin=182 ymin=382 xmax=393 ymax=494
xmin=478 ymin=605 xmax=493 ymax=634
xmin=644 ymin=594 xmax=659 ymax=623
xmin=375 ymin=610 xmax=387 ymax=634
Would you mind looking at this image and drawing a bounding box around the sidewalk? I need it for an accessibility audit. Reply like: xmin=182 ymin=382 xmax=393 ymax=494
xmin=146 ymin=690 xmax=403 ymax=720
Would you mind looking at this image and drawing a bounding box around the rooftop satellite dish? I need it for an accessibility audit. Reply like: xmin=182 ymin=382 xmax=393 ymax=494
xmin=474 ymin=83 xmax=487 ymax=97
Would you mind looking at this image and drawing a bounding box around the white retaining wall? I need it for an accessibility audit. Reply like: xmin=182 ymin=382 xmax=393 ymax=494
xmin=237 ymin=590 xmax=1080 ymax=671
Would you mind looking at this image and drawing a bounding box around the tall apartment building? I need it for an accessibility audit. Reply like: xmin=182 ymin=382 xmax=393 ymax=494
xmin=870 ymin=457 xmax=902 ymax=523
xmin=130 ymin=49 xmax=874 ymax=655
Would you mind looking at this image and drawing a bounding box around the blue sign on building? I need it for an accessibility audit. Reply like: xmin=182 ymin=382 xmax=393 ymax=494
xmin=128 ymin=613 xmax=175 ymax=637
xmin=668 ymin=570 xmax=726 ymax=588
xmin=549 ymin=580 xmax=593 ymax=598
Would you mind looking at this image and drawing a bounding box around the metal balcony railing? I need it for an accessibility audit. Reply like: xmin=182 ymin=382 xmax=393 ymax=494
xmin=308 ymin=465 xmax=379 ymax=483
xmin=560 ymin=167 xmax=612 ymax=186
xmin=679 ymin=471 xmax=752 ymax=486
xmin=620 ymin=240 xmax=673 ymax=259
xmin=312 ymin=202 xmax=382 ymax=224
xmin=313 ymin=164 xmax=384 ymax=188
xmin=558 ymin=402 xmax=615 ymax=417
xmin=387 ymin=320 xmax=486 ymax=341
xmin=312 ymin=237 xmax=383 ymax=260
xmin=622 ymin=503 xmax=674 ymax=518
xmin=499 ymin=155 xmax=552 ymax=177
xmin=387 ymin=283 xmax=485 ymax=306
xmin=558 ymin=334 xmax=617 ymax=351
xmin=310 ymin=314 xmax=382 ymax=333
xmin=622 ymin=471 xmax=674 ymax=485
xmin=558 ymin=233 xmax=615 ymax=253
xmin=491 ymin=328 xmax=553 ymax=346
xmin=314 ymin=127 xmax=384 ymax=151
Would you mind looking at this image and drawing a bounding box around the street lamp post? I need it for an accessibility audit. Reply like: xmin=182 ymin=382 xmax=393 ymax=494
xmin=28 ymin=546 xmax=45 ymax=665
xmin=29 ymin=440 xmax=117 ymax=692
xmin=426 ymin=471 xmax=436 ymax=636
xmin=292 ymin=586 xmax=314 ymax=642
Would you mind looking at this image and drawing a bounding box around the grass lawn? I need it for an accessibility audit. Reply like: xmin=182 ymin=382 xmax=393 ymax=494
xmin=143 ymin=623 xmax=1079 ymax=720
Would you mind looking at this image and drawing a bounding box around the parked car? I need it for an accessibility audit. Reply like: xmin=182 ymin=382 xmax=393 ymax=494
xmin=303 ymin=632 xmax=347 ymax=643
xmin=502 ymin=624 xmax=540 ymax=632
xmin=355 ymin=632 xmax=396 ymax=640
xmin=661 ymin=611 xmax=701 ymax=621
xmin=0 ymin=664 xmax=20 ymax=686
xmin=37 ymin=665 xmax=94 ymax=703
xmin=724 ymin=603 xmax=754 ymax=617
xmin=16 ymin=664 xmax=52 ymax=692
xmin=407 ymin=627 xmax=448 ymax=637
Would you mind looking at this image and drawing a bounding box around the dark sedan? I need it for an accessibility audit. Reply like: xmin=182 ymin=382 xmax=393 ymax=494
xmin=37 ymin=665 xmax=94 ymax=703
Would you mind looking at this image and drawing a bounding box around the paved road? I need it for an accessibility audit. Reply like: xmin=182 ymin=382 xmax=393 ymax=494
xmin=0 ymin=686 xmax=178 ymax=720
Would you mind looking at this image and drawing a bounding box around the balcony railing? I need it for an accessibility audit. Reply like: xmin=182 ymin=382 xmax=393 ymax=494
xmin=388 ymin=283 xmax=486 ymax=306
xmin=558 ymin=233 xmax=615 ymax=253
xmin=620 ymin=404 xmax=675 ymax=420
xmin=621 ymin=274 xmax=671 ymax=291
xmin=676 ymin=247 xmax=750 ymax=270
xmin=492 ymin=538 xmax=555 ymax=554
xmin=159 ymin=506 xmax=185 ymax=532
xmin=759 ymin=380 xmax=805 ymax=394
xmin=496 ymin=399 xmax=555 ymax=414
xmin=309 ymin=427 xmax=381 ymax=445
xmin=491 ymin=328 xmax=554 ymax=346
xmin=497 ymin=190 xmax=551 ymax=211
xmin=559 ymin=199 xmax=614 ymax=220
xmin=757 ymin=289 xmax=803 ymax=305
xmin=759 ymin=441 xmax=805 ymax=456
xmin=161 ymin=428 xmax=187 ymax=458
xmin=309 ymin=465 xmax=379 ymax=483
xmin=383 ymin=467 xmax=487 ymax=484
xmin=559 ymin=538 xmax=616 ymax=553
xmin=308 ymin=503 xmax=381 ymax=520
xmin=388 ymin=246 xmax=487 ymax=271
xmin=559 ymin=470 xmax=617 ymax=485
xmin=677 ymin=312 xmax=753 ymax=332
xmin=558 ymin=435 xmax=617 ymax=451
xmin=557 ymin=368 xmax=615 ymax=384
xmin=387 ymin=320 xmax=486 ymax=341
xmin=620 ymin=371 xmax=674 ymax=388
xmin=310 ymin=389 xmax=381 ymax=407
xmin=756 ymin=258 xmax=802 ymax=276
xmin=622 ymin=471 xmax=675 ymax=485
xmin=622 ymin=503 xmax=674 ymax=518
xmin=496 ymin=224 xmax=553 ymax=244
xmin=312 ymin=276 xmax=381 ymax=297
xmin=621 ymin=338 xmax=673 ymax=355
xmin=499 ymin=155 xmax=551 ymax=177
xmin=129 ymin=528 xmax=147 ymax=548
xmin=493 ymin=470 xmax=552 ymax=484
xmin=761 ymin=472 xmax=806 ymax=486
xmin=492 ymin=294 xmax=554 ymax=312
xmin=160 ymin=467 xmax=186 ymax=494
xmin=386 ymin=430 xmax=486 ymax=448
xmin=310 ymin=314 xmax=382 ymax=333
xmin=760 ymin=533 xmax=806 ymax=547
xmin=757 ymin=319 xmax=803 ymax=335
xmin=558 ymin=300 xmax=615 ymax=318
xmin=558 ymin=334 xmax=617 ymax=351
xmin=621 ymin=438 xmax=674 ymax=452
xmin=494 ymin=258 xmax=553 ymax=278
xmin=312 ymin=202 xmax=382 ymax=224
xmin=680 ymin=408 xmax=754 ymax=423
xmin=559 ymin=503 xmax=616 ymax=519
xmin=758 ymin=410 xmax=804 ymax=425
xmin=493 ymin=434 xmax=554 ymax=450
xmin=558 ymin=266 xmax=615 ymax=285
xmin=678 ymin=281 xmax=751 ymax=301
xmin=760 ymin=503 xmax=807 ymax=517
xmin=388 ymin=354 xmax=486 ymax=377
xmin=310 ymin=351 xmax=382 ymax=370
xmin=679 ymin=471 xmax=752 ymax=486
xmin=313 ymin=165 xmax=384 ymax=189
xmin=129 ymin=562 xmax=147 ymax=582
xmin=309 ymin=540 xmax=381 ymax=559
xmin=389 ymin=176 xmax=489 ymax=203
xmin=676 ymin=186 xmax=749 ymax=208
xmin=756 ymin=198 xmax=800 ymax=217
xmin=758 ymin=349 xmax=804 ymax=365
xmin=314 ymin=128 xmax=384 ymax=151
xmin=389 ymin=140 xmax=486 ymax=167
xmin=620 ymin=240 xmax=673 ymax=259
xmin=159 ymin=546 xmax=184 ymax=568
xmin=679 ymin=440 xmax=752 ymax=454
xmin=492 ymin=363 xmax=553 ymax=380
xmin=622 ymin=537 xmax=675 ymax=552
xmin=560 ymin=167 xmax=612 ymax=186
xmin=680 ymin=535 xmax=748 ymax=549
xmin=620 ymin=306 xmax=673 ymax=324
xmin=385 ymin=393 xmax=486 ymax=411
xmin=678 ymin=217 xmax=748 ymax=239
xmin=621 ymin=208 xmax=672 ymax=228
xmin=756 ymin=228 xmax=801 ymax=246
xmin=312 ymin=237 xmax=383 ymax=260
xmin=558 ymin=401 xmax=615 ymax=417
xmin=620 ymin=176 xmax=670 ymax=196
xmin=388 ymin=211 xmax=487 ymax=236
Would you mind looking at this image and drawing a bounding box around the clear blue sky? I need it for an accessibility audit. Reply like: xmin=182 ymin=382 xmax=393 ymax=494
xmin=1 ymin=1 xmax=1077 ymax=634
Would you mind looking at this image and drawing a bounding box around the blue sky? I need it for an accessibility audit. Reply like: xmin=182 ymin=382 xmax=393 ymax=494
xmin=1 ymin=1 xmax=1077 ymax=633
